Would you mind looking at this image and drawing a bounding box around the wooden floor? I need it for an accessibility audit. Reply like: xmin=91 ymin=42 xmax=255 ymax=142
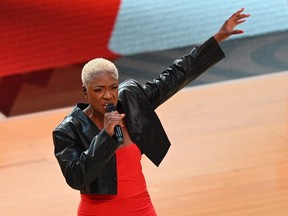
xmin=0 ymin=72 xmax=287 ymax=216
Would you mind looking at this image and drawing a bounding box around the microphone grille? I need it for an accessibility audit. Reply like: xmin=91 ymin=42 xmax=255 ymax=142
xmin=106 ymin=103 xmax=116 ymax=112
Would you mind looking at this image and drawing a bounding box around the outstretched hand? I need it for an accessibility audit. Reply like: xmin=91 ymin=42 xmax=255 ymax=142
xmin=214 ymin=8 xmax=250 ymax=43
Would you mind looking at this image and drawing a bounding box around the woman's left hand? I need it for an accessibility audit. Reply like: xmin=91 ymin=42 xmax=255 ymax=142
xmin=214 ymin=8 xmax=250 ymax=43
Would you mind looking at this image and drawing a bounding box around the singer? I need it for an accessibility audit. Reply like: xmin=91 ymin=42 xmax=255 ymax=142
xmin=52 ymin=8 xmax=250 ymax=216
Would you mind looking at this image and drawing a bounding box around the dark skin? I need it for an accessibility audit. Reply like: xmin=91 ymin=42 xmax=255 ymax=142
xmin=83 ymin=8 xmax=250 ymax=147
xmin=214 ymin=8 xmax=250 ymax=43
xmin=83 ymin=72 xmax=132 ymax=148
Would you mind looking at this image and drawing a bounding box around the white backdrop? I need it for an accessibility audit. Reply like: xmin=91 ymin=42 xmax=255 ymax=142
xmin=110 ymin=0 xmax=288 ymax=55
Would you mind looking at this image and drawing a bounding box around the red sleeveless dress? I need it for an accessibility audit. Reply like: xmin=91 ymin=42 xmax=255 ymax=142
xmin=77 ymin=143 xmax=157 ymax=216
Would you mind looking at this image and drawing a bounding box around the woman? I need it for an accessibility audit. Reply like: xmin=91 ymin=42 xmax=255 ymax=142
xmin=53 ymin=8 xmax=250 ymax=216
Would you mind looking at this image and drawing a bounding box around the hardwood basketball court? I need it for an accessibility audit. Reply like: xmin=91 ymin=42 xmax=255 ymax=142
xmin=0 ymin=71 xmax=287 ymax=216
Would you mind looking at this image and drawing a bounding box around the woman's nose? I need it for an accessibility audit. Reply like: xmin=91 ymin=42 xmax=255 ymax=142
xmin=103 ymin=90 xmax=112 ymax=99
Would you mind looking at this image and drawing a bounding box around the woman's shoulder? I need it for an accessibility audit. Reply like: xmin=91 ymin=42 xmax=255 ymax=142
xmin=119 ymin=79 xmax=148 ymax=97
xmin=53 ymin=104 xmax=88 ymax=132
xmin=119 ymin=79 xmax=139 ymax=88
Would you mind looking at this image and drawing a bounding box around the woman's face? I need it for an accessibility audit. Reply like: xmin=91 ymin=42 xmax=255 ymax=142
xmin=84 ymin=72 xmax=119 ymax=116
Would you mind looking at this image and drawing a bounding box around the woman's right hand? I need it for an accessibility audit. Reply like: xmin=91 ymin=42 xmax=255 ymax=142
xmin=104 ymin=111 xmax=125 ymax=136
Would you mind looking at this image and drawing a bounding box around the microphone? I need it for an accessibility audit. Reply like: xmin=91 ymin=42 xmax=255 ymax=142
xmin=105 ymin=103 xmax=124 ymax=144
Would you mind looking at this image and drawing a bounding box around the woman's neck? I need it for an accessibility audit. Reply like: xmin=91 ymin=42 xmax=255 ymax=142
xmin=83 ymin=106 xmax=104 ymax=130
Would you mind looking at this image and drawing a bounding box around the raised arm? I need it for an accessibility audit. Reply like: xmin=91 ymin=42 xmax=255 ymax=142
xmin=214 ymin=8 xmax=250 ymax=43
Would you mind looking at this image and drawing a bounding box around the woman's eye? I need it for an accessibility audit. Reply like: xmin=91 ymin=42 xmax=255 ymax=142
xmin=94 ymin=89 xmax=102 ymax=92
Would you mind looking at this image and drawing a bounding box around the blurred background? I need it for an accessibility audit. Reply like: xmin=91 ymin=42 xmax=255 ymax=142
xmin=0 ymin=0 xmax=288 ymax=117
xmin=1 ymin=1 xmax=288 ymax=216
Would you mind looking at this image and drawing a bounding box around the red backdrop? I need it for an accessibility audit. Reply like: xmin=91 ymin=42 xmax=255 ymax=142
xmin=0 ymin=0 xmax=121 ymax=77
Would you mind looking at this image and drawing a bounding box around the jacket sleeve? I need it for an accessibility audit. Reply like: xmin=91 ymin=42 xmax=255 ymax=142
xmin=143 ymin=36 xmax=225 ymax=109
xmin=52 ymin=120 xmax=120 ymax=190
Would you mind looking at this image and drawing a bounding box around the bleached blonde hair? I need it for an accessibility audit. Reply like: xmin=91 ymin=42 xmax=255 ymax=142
xmin=81 ymin=58 xmax=119 ymax=86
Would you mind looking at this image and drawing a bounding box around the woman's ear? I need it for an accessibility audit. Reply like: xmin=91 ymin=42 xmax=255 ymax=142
xmin=82 ymin=85 xmax=87 ymax=97
xmin=82 ymin=85 xmax=87 ymax=92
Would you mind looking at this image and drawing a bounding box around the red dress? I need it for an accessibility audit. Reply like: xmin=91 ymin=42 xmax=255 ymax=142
xmin=77 ymin=143 xmax=157 ymax=216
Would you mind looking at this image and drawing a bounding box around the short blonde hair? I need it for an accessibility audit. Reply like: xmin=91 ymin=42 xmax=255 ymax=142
xmin=81 ymin=58 xmax=119 ymax=86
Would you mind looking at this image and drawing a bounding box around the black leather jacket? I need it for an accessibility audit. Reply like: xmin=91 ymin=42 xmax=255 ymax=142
xmin=52 ymin=37 xmax=225 ymax=195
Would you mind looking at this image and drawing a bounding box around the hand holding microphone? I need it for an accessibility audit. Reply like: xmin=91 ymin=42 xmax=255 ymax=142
xmin=105 ymin=103 xmax=124 ymax=144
